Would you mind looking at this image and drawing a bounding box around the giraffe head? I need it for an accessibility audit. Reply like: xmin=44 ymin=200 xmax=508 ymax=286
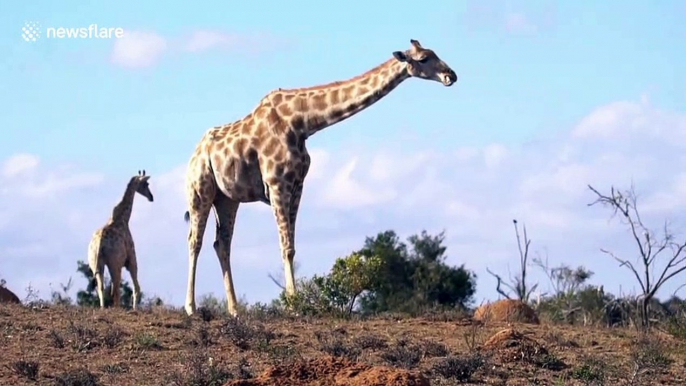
xmin=134 ymin=170 xmax=154 ymax=202
xmin=392 ymin=39 xmax=457 ymax=87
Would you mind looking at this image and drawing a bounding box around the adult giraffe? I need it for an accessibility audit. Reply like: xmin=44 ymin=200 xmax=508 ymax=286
xmin=183 ymin=39 xmax=458 ymax=316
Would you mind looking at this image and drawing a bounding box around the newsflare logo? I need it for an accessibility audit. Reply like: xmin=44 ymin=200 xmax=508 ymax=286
xmin=21 ymin=21 xmax=125 ymax=43
xmin=21 ymin=21 xmax=41 ymax=42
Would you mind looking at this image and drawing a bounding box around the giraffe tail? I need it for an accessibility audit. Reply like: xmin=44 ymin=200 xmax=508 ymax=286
xmin=184 ymin=211 xmax=190 ymax=222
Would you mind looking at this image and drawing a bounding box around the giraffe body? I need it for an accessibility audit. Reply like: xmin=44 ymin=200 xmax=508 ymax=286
xmin=184 ymin=39 xmax=458 ymax=316
xmin=88 ymin=170 xmax=153 ymax=310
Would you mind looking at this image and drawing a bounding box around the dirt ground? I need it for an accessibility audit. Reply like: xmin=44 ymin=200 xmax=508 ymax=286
xmin=1 ymin=304 xmax=685 ymax=386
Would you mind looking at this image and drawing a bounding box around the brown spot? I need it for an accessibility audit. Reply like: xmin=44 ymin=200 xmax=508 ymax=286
xmin=234 ymin=138 xmax=247 ymax=154
xmin=249 ymin=136 xmax=262 ymax=149
xmin=312 ymin=94 xmax=327 ymax=111
xmin=242 ymin=118 xmax=254 ymax=130
xmin=342 ymin=86 xmax=355 ymax=99
xmin=255 ymin=107 xmax=267 ymax=119
xmin=253 ymin=122 xmax=267 ymax=136
xmin=272 ymin=92 xmax=283 ymax=105
xmin=262 ymin=138 xmax=279 ymax=157
xmin=267 ymin=108 xmax=280 ymax=126
xmin=278 ymin=104 xmax=293 ymax=116
xmin=359 ymin=77 xmax=370 ymax=85
xmin=285 ymin=94 xmax=295 ymax=101
xmin=330 ymin=89 xmax=340 ymax=105
xmin=273 ymin=148 xmax=285 ymax=163
xmin=357 ymin=87 xmax=369 ymax=95
xmin=369 ymin=76 xmax=379 ymax=88
xmin=293 ymin=96 xmax=308 ymax=112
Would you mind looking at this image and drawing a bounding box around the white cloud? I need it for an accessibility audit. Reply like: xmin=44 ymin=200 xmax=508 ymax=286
xmin=111 ymin=30 xmax=167 ymax=68
xmin=2 ymin=154 xmax=39 ymax=178
xmin=109 ymin=29 xmax=292 ymax=68
xmin=2 ymin=98 xmax=686 ymax=307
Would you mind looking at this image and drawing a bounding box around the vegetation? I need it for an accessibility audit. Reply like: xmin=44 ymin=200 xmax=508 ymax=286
xmin=278 ymin=229 xmax=476 ymax=317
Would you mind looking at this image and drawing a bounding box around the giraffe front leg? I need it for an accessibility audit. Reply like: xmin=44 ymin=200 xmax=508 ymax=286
xmin=269 ymin=184 xmax=297 ymax=297
xmin=126 ymin=252 xmax=141 ymax=311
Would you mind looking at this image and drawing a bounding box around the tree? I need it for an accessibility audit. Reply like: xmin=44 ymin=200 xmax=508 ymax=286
xmin=533 ymin=252 xmax=595 ymax=324
xmin=358 ymin=230 xmax=477 ymax=314
xmin=75 ymin=260 xmax=139 ymax=308
xmin=278 ymin=252 xmax=382 ymax=316
xmin=588 ymin=184 xmax=686 ymax=328
xmin=486 ymin=219 xmax=539 ymax=302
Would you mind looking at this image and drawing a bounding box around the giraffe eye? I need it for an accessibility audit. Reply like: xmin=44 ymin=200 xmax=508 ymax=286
xmin=417 ymin=57 xmax=430 ymax=64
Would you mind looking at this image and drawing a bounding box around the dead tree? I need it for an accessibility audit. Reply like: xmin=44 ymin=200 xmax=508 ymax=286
xmin=588 ymin=184 xmax=686 ymax=328
xmin=487 ymin=219 xmax=539 ymax=303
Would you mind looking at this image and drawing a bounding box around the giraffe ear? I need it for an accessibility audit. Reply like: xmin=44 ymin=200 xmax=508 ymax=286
xmin=392 ymin=51 xmax=408 ymax=62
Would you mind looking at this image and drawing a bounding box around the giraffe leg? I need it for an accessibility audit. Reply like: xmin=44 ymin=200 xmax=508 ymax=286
xmin=268 ymin=184 xmax=297 ymax=296
xmin=212 ymin=195 xmax=240 ymax=317
xmin=286 ymin=179 xmax=305 ymax=286
xmin=94 ymin=267 xmax=106 ymax=309
xmin=108 ymin=265 xmax=122 ymax=308
xmin=126 ymin=253 xmax=141 ymax=311
xmin=185 ymin=200 xmax=212 ymax=316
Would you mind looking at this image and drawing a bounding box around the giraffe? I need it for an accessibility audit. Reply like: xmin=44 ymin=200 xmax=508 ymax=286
xmin=183 ymin=39 xmax=458 ymax=316
xmin=87 ymin=170 xmax=153 ymax=310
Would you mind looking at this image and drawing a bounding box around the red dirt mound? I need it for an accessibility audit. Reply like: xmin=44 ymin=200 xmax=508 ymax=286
xmin=0 ymin=286 xmax=20 ymax=304
xmin=474 ymin=299 xmax=539 ymax=324
xmin=482 ymin=328 xmax=563 ymax=369
xmin=225 ymin=356 xmax=429 ymax=386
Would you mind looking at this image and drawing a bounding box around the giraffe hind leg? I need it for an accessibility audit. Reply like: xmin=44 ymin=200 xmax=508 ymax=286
xmin=212 ymin=194 xmax=240 ymax=316
xmin=185 ymin=198 xmax=212 ymax=316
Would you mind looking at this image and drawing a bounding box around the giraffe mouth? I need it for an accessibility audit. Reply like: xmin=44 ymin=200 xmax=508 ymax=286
xmin=442 ymin=74 xmax=456 ymax=86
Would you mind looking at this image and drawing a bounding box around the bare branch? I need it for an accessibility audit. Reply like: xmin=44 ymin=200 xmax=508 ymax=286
xmin=267 ymin=273 xmax=285 ymax=290
xmin=485 ymin=219 xmax=538 ymax=302
xmin=589 ymin=183 xmax=686 ymax=328
xmin=486 ymin=268 xmax=512 ymax=300
xmin=600 ymin=248 xmax=647 ymax=294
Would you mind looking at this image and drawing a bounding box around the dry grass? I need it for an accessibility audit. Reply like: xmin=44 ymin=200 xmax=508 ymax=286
xmin=1 ymin=303 xmax=685 ymax=385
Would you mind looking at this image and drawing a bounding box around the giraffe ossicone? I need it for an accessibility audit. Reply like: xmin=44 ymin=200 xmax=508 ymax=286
xmin=87 ymin=171 xmax=154 ymax=310
xmin=183 ymin=39 xmax=458 ymax=317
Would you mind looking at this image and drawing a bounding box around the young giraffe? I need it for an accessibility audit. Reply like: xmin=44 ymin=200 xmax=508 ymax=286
xmin=184 ymin=39 xmax=458 ymax=316
xmin=88 ymin=170 xmax=154 ymax=310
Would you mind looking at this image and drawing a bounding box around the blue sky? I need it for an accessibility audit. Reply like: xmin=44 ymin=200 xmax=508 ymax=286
xmin=1 ymin=1 xmax=685 ymax=307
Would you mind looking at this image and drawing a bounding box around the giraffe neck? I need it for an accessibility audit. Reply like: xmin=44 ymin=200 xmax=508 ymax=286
xmin=109 ymin=177 xmax=137 ymax=226
xmin=277 ymin=57 xmax=410 ymax=137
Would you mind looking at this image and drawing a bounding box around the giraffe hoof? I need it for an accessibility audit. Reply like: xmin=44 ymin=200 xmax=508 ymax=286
xmin=184 ymin=304 xmax=196 ymax=316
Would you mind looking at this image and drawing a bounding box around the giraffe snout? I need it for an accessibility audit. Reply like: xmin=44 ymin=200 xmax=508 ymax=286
xmin=442 ymin=70 xmax=457 ymax=86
